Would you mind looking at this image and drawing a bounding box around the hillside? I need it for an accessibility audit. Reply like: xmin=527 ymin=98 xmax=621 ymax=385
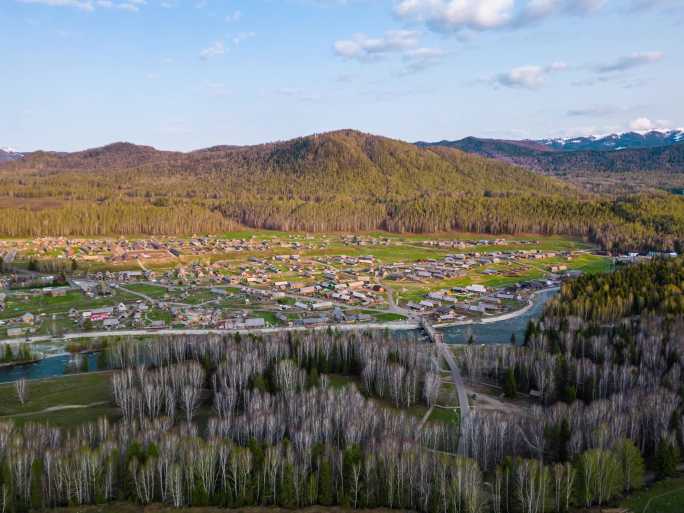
xmin=537 ymin=129 xmax=684 ymax=151
xmin=1 ymin=129 xmax=684 ymax=253
xmin=7 ymin=130 xmax=571 ymax=198
xmin=418 ymin=137 xmax=684 ymax=194
xmin=418 ymin=137 xmax=684 ymax=173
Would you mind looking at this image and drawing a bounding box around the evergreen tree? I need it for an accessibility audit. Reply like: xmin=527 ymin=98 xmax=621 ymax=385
xmin=655 ymin=437 xmax=680 ymax=480
xmin=318 ymin=458 xmax=334 ymax=506
xmin=30 ymin=459 xmax=44 ymax=511
xmin=279 ymin=462 xmax=297 ymax=508
xmin=504 ymin=368 xmax=518 ymax=399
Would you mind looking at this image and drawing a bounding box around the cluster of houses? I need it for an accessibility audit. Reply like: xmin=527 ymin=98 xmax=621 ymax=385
xmin=416 ymin=238 xmax=542 ymax=249
xmin=0 ymin=235 xmax=333 ymax=264
xmin=415 ymin=280 xmax=558 ymax=323
xmin=0 ymin=308 xmax=37 ymax=338
xmin=615 ymin=251 xmax=678 ymax=264
xmin=379 ymin=250 xmax=575 ymax=283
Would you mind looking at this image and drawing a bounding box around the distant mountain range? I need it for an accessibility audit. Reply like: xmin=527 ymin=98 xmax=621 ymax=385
xmin=416 ymin=134 xmax=684 ymax=177
xmin=5 ymin=129 xmax=684 ymax=195
xmin=535 ymin=130 xmax=684 ymax=152
xmin=3 ymin=131 xmax=570 ymax=198
xmin=2 ymin=130 xmax=684 ymax=252
xmin=0 ymin=148 xmax=24 ymax=163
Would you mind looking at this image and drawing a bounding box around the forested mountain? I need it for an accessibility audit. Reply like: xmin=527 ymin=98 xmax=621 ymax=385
xmin=2 ymin=129 xmax=684 ymax=253
xmin=12 ymin=131 xmax=569 ymax=197
xmin=537 ymin=130 xmax=684 ymax=152
xmin=417 ymin=137 xmax=684 ymax=174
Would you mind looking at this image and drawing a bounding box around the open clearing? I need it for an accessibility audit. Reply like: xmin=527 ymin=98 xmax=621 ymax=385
xmin=0 ymin=372 xmax=117 ymax=426
xmin=619 ymin=475 xmax=684 ymax=513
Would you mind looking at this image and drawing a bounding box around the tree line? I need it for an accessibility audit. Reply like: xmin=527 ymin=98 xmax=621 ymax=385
xmin=1 ymin=130 xmax=684 ymax=252
xmin=0 ymin=328 xmax=670 ymax=513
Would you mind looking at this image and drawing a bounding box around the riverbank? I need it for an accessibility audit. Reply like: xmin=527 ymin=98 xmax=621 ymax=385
xmin=0 ymin=321 xmax=421 ymax=348
xmin=0 ymin=357 xmax=43 ymax=369
xmin=433 ymin=287 xmax=559 ymax=329
xmin=0 ymin=289 xmax=559 ymax=349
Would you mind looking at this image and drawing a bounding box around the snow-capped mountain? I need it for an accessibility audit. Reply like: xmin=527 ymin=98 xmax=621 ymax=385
xmin=0 ymin=147 xmax=24 ymax=163
xmin=536 ymin=130 xmax=684 ymax=152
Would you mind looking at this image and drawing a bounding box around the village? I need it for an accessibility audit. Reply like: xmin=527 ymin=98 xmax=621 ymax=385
xmin=0 ymin=232 xmax=610 ymax=341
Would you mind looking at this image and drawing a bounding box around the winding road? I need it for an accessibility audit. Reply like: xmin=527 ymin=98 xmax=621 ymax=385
xmin=423 ymin=319 xmax=470 ymax=455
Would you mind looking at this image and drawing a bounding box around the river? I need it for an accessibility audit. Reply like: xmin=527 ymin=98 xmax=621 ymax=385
xmin=440 ymin=288 xmax=558 ymax=345
xmin=0 ymin=352 xmax=100 ymax=384
xmin=0 ymin=289 xmax=557 ymax=383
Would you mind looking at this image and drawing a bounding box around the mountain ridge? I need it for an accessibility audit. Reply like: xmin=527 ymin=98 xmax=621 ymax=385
xmin=535 ymin=129 xmax=684 ymax=152
xmin=417 ymin=137 xmax=684 ymax=175
xmin=1 ymin=129 xmax=684 ymax=253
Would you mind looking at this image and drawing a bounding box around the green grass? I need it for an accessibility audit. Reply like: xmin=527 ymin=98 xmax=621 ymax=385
xmin=371 ymin=312 xmax=407 ymax=322
xmin=325 ymin=373 xmax=358 ymax=389
xmin=253 ymin=310 xmax=280 ymax=325
xmin=147 ymin=308 xmax=173 ymax=323
xmin=620 ymin=476 xmax=684 ymax=513
xmin=0 ymin=290 xmax=130 ymax=320
xmin=396 ymin=253 xmax=610 ymax=304
xmin=0 ymin=372 xmax=112 ymax=417
xmin=121 ymin=283 xmax=169 ymax=299
xmin=428 ymin=406 xmax=460 ymax=425
xmin=35 ymin=316 xmax=77 ymax=336
xmin=9 ymin=404 xmax=121 ymax=428
xmin=324 ymin=374 xmax=427 ymax=418
xmin=182 ymin=290 xmax=218 ymax=305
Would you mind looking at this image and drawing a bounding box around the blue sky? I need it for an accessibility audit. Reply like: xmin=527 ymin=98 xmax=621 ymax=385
xmin=1 ymin=0 xmax=683 ymax=151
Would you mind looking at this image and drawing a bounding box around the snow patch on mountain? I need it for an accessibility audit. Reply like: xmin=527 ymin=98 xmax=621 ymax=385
xmin=535 ymin=129 xmax=684 ymax=152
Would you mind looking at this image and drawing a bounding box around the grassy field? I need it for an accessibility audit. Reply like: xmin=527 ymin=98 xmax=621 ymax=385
xmin=147 ymin=307 xmax=174 ymax=323
xmin=0 ymin=372 xmax=116 ymax=426
xmin=371 ymin=312 xmax=407 ymax=322
xmin=121 ymin=283 xmax=169 ymax=298
xmin=428 ymin=406 xmax=460 ymax=424
xmin=396 ymin=253 xmax=610 ymax=304
xmin=0 ymin=290 xmax=130 ymax=320
xmin=620 ymin=476 xmax=684 ymax=513
xmin=253 ymin=310 xmax=280 ymax=325
xmin=182 ymin=289 xmax=218 ymax=305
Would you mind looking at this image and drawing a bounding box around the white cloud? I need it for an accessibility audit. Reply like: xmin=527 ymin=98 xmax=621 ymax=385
xmin=394 ymin=0 xmax=607 ymax=33
xmin=595 ymin=51 xmax=664 ymax=73
xmin=401 ymin=47 xmax=447 ymax=73
xmin=199 ymin=40 xmax=225 ymax=60
xmin=333 ymin=29 xmax=445 ymax=74
xmin=98 ymin=0 xmax=146 ymax=11
xmin=334 ymin=30 xmax=420 ymax=59
xmin=629 ymin=117 xmax=670 ymax=132
xmin=493 ymin=61 xmax=566 ymax=89
xmin=17 ymin=0 xmax=94 ymax=11
xmin=17 ymin=0 xmax=145 ymax=11
xmin=395 ymin=0 xmax=514 ymax=31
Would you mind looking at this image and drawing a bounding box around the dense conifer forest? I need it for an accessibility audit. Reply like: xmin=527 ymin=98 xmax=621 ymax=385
xmin=2 ymin=130 xmax=684 ymax=253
